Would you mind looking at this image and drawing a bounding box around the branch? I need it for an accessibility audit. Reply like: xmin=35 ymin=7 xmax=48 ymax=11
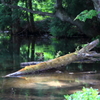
xmin=78 ymin=39 xmax=99 ymax=53
xmin=55 ymin=8 xmax=96 ymax=37
xmin=1 ymin=0 xmax=97 ymax=36
xmin=55 ymin=0 xmax=63 ymax=9
xmin=1 ymin=0 xmax=54 ymax=17
xmin=76 ymin=39 xmax=100 ymax=62
xmin=91 ymin=0 xmax=100 ymax=20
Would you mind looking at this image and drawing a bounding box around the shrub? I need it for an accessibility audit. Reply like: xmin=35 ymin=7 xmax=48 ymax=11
xmin=64 ymin=87 xmax=100 ymax=100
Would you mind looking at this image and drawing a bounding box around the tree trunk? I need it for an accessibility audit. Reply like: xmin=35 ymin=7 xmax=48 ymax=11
xmin=30 ymin=37 xmax=35 ymax=61
xmin=25 ymin=0 xmax=30 ymax=23
xmin=1 ymin=0 xmax=99 ymax=36
xmin=92 ymin=0 xmax=100 ymax=20
xmin=55 ymin=0 xmax=98 ymax=37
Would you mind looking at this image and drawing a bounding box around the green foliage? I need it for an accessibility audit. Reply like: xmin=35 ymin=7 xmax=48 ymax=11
xmin=0 ymin=4 xmax=12 ymax=29
xmin=50 ymin=18 xmax=77 ymax=37
xmin=50 ymin=0 xmax=96 ymax=37
xmin=74 ymin=10 xmax=98 ymax=22
xmin=0 ymin=34 xmax=15 ymax=69
xmin=51 ymin=38 xmax=76 ymax=55
xmin=66 ymin=0 xmax=93 ymax=17
xmin=32 ymin=0 xmax=55 ymax=21
xmin=92 ymin=35 xmax=100 ymax=47
xmin=18 ymin=0 xmax=55 ymax=21
xmin=0 ymin=3 xmax=25 ymax=30
xmin=35 ymin=44 xmax=55 ymax=60
xmin=20 ymin=44 xmax=29 ymax=61
xmin=64 ymin=87 xmax=100 ymax=100
xmin=35 ymin=18 xmax=50 ymax=32
xmin=33 ymin=0 xmax=54 ymax=13
xmin=92 ymin=35 xmax=100 ymax=41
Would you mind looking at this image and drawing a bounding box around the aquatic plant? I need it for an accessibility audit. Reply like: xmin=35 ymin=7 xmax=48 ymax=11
xmin=64 ymin=87 xmax=100 ymax=100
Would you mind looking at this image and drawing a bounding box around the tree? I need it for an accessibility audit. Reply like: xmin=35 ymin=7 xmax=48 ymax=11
xmin=92 ymin=0 xmax=100 ymax=20
xmin=1 ymin=0 xmax=100 ymax=37
xmin=0 ymin=0 xmax=50 ymax=63
xmin=0 ymin=0 xmax=100 ymax=67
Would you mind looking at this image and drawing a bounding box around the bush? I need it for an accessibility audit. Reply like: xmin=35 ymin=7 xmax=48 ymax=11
xmin=64 ymin=87 xmax=100 ymax=100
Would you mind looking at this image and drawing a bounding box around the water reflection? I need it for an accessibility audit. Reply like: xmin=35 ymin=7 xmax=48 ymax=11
xmin=0 ymin=71 xmax=100 ymax=100
xmin=2 ymin=72 xmax=80 ymax=89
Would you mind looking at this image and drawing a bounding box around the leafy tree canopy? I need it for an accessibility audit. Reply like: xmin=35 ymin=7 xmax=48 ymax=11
xmin=0 ymin=0 xmax=100 ymax=37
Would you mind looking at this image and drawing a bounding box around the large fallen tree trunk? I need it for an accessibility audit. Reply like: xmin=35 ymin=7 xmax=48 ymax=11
xmin=5 ymin=39 xmax=100 ymax=77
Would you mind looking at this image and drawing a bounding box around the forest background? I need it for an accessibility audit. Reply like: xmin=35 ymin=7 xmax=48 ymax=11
xmin=0 ymin=0 xmax=100 ymax=70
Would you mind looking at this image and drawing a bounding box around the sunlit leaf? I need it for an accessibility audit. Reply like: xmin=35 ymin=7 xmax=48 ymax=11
xmin=64 ymin=87 xmax=100 ymax=100
xmin=74 ymin=10 xmax=98 ymax=22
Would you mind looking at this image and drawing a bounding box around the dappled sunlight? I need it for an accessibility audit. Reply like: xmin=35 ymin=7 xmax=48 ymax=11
xmin=41 ymin=81 xmax=66 ymax=87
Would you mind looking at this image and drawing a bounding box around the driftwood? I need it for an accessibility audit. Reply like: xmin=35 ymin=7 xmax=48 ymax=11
xmin=5 ymin=39 xmax=100 ymax=77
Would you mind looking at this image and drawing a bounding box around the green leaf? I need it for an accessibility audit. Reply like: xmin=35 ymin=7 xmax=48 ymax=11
xmin=64 ymin=87 xmax=100 ymax=100
xmin=74 ymin=10 xmax=98 ymax=22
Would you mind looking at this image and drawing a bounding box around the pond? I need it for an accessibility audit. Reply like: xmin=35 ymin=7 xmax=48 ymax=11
xmin=0 ymin=64 xmax=100 ymax=100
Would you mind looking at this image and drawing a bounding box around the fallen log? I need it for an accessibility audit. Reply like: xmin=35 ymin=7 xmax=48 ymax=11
xmin=5 ymin=39 xmax=100 ymax=77
xmin=20 ymin=54 xmax=100 ymax=68
xmin=20 ymin=61 xmax=43 ymax=67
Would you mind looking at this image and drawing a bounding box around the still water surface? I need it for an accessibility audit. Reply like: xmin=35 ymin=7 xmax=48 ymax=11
xmin=0 ymin=68 xmax=100 ymax=100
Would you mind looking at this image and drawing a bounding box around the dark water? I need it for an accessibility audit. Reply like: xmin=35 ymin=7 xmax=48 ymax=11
xmin=0 ymin=67 xmax=100 ymax=100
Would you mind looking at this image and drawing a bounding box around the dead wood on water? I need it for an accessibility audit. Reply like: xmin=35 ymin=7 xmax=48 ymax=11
xmin=5 ymin=39 xmax=100 ymax=77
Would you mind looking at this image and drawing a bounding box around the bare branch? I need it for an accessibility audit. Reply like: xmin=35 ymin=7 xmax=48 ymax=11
xmin=78 ymin=39 xmax=99 ymax=53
